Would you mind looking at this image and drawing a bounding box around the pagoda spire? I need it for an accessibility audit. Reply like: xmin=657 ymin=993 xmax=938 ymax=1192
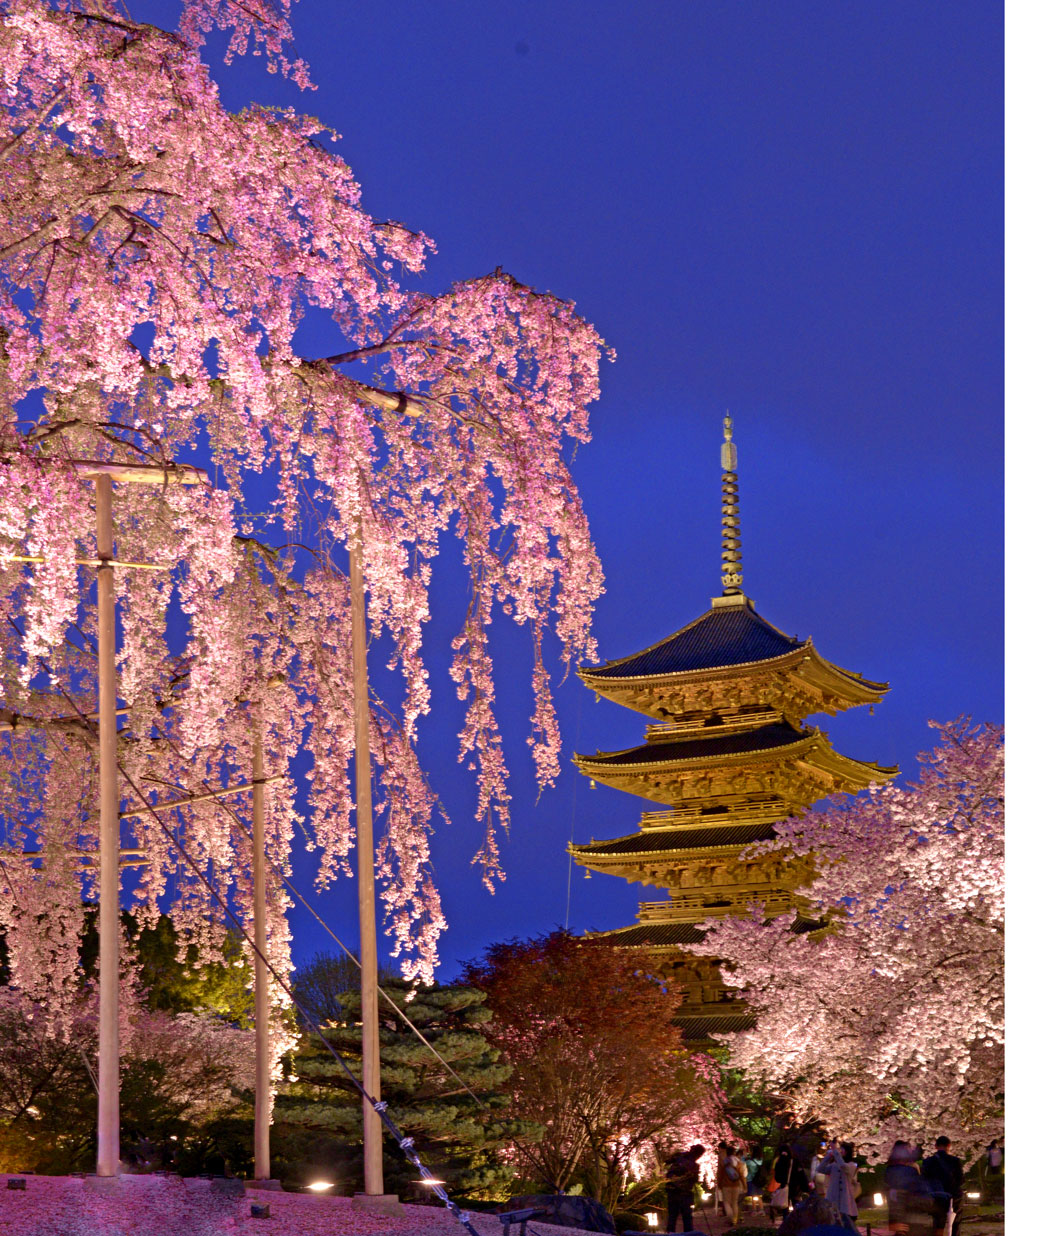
xmin=720 ymin=413 xmax=743 ymax=596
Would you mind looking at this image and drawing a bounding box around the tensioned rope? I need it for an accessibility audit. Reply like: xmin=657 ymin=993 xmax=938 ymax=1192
xmin=136 ymin=737 xmax=487 ymax=1107
xmin=45 ymin=613 xmax=487 ymax=1106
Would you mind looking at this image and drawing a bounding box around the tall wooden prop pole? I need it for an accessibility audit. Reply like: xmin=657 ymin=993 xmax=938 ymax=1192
xmin=252 ymin=733 xmax=271 ymax=1180
xmin=95 ymin=475 xmax=121 ymax=1177
xmin=349 ymin=530 xmax=383 ymax=1196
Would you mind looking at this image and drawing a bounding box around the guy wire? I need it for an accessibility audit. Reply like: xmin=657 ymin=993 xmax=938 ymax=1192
xmin=145 ymin=723 xmax=487 ymax=1107
xmin=15 ymin=613 xmax=485 ymax=1107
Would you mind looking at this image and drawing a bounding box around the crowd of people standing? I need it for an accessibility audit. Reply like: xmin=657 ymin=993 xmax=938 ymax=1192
xmin=663 ymin=1133 xmax=995 ymax=1235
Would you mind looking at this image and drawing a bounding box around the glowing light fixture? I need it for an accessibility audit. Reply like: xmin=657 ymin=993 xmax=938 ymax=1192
xmin=306 ymin=1181 xmax=334 ymax=1192
xmin=873 ymin=1193 xmax=884 ymax=1207
xmin=967 ymin=1191 xmax=981 ymax=1200
xmin=415 ymin=1179 xmax=446 ymax=1186
xmin=645 ymin=1213 xmax=659 ymax=1228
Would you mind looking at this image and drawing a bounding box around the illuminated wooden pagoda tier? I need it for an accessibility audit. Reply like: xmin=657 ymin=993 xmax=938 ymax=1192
xmin=570 ymin=416 xmax=896 ymax=1043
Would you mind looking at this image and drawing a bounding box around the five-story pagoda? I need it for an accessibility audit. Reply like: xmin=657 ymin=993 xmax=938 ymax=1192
xmin=571 ymin=417 xmax=896 ymax=1043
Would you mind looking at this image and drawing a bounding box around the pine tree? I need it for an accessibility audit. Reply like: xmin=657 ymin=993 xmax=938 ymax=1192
xmin=275 ymin=979 xmax=536 ymax=1199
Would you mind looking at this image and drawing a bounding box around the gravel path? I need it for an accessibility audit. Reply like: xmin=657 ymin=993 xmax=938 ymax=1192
xmin=0 ymin=1175 xmax=597 ymax=1236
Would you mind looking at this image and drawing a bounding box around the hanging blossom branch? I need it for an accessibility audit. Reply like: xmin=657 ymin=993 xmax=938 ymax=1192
xmin=0 ymin=0 xmax=609 ymax=994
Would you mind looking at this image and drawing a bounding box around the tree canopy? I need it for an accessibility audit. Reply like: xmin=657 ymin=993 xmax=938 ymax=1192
xmin=276 ymin=977 xmax=530 ymax=1198
xmin=464 ymin=931 xmax=732 ymax=1209
xmin=0 ymin=984 xmax=252 ymax=1173
xmin=0 ymin=0 xmax=609 ymax=1017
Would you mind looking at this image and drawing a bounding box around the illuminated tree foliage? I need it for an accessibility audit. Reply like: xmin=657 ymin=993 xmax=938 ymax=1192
xmin=276 ymin=978 xmax=528 ymax=1198
xmin=0 ymin=0 xmax=608 ymax=1014
xmin=0 ymin=985 xmax=252 ymax=1173
xmin=701 ymin=719 xmax=1004 ymax=1161
xmin=464 ymin=931 xmax=732 ymax=1210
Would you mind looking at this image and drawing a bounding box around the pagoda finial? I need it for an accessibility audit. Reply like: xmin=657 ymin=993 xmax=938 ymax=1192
xmin=720 ymin=413 xmax=743 ymax=595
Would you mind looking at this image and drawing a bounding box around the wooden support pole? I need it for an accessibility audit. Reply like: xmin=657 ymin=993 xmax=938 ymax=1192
xmin=350 ymin=529 xmax=383 ymax=1196
xmin=252 ymin=733 xmax=271 ymax=1181
xmin=95 ymin=474 xmax=121 ymax=1177
xmin=23 ymin=457 xmax=207 ymax=1182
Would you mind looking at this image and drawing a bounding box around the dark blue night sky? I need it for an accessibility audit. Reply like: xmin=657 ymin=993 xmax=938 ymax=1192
xmin=194 ymin=1 xmax=1003 ymax=979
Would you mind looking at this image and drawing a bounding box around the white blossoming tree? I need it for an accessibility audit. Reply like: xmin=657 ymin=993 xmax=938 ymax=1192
xmin=699 ymin=719 xmax=1004 ymax=1161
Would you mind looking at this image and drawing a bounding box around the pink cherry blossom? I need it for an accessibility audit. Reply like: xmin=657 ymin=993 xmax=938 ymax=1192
xmin=698 ymin=719 xmax=1003 ymax=1162
xmin=0 ymin=0 xmax=608 ymax=996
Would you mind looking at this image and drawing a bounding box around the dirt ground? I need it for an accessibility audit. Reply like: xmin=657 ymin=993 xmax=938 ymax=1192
xmin=0 ymin=1177 xmax=1010 ymax=1236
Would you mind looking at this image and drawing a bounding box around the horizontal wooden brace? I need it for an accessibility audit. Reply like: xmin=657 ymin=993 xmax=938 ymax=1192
xmin=66 ymin=459 xmax=209 ymax=485
xmin=3 ymin=555 xmax=166 ymax=570
xmin=2 ymin=847 xmax=146 ymax=861
xmin=119 ymin=774 xmax=286 ymax=819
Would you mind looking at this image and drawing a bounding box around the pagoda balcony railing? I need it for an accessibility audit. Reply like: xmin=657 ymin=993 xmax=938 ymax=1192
xmin=637 ymin=891 xmax=797 ymax=921
xmin=675 ymin=995 xmax=747 ymax=1015
xmin=644 ymin=709 xmax=784 ymax=743
xmin=638 ymin=800 xmax=785 ymax=831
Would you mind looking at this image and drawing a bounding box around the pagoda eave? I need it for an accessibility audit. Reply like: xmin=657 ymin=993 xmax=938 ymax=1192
xmin=674 ymin=1012 xmax=757 ymax=1042
xmin=575 ymin=726 xmax=816 ymax=774
xmin=574 ymin=731 xmax=895 ymax=807
xmin=570 ymin=839 xmax=760 ymax=871
xmin=587 ymin=923 xmax=711 ymax=949
xmin=579 ymin=640 xmax=809 ymax=692
xmin=569 ymin=819 xmax=780 ymax=860
xmin=580 ymin=643 xmax=888 ymax=722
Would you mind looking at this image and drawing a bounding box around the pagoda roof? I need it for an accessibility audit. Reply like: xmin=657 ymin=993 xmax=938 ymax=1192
xmin=579 ymin=720 xmax=806 ymax=770
xmin=578 ymin=595 xmax=889 ymax=720
xmin=582 ymin=598 xmax=805 ymax=680
xmin=575 ymin=722 xmax=896 ymax=808
xmin=571 ymin=821 xmax=778 ymax=858
xmin=591 ymin=921 xmax=711 ymax=948
xmin=590 ymin=913 xmax=825 ymax=950
xmin=675 ymin=1012 xmax=756 ymax=1039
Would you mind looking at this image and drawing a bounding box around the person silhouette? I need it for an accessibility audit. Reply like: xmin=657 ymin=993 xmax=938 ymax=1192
xmin=665 ymin=1144 xmax=704 ymax=1233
